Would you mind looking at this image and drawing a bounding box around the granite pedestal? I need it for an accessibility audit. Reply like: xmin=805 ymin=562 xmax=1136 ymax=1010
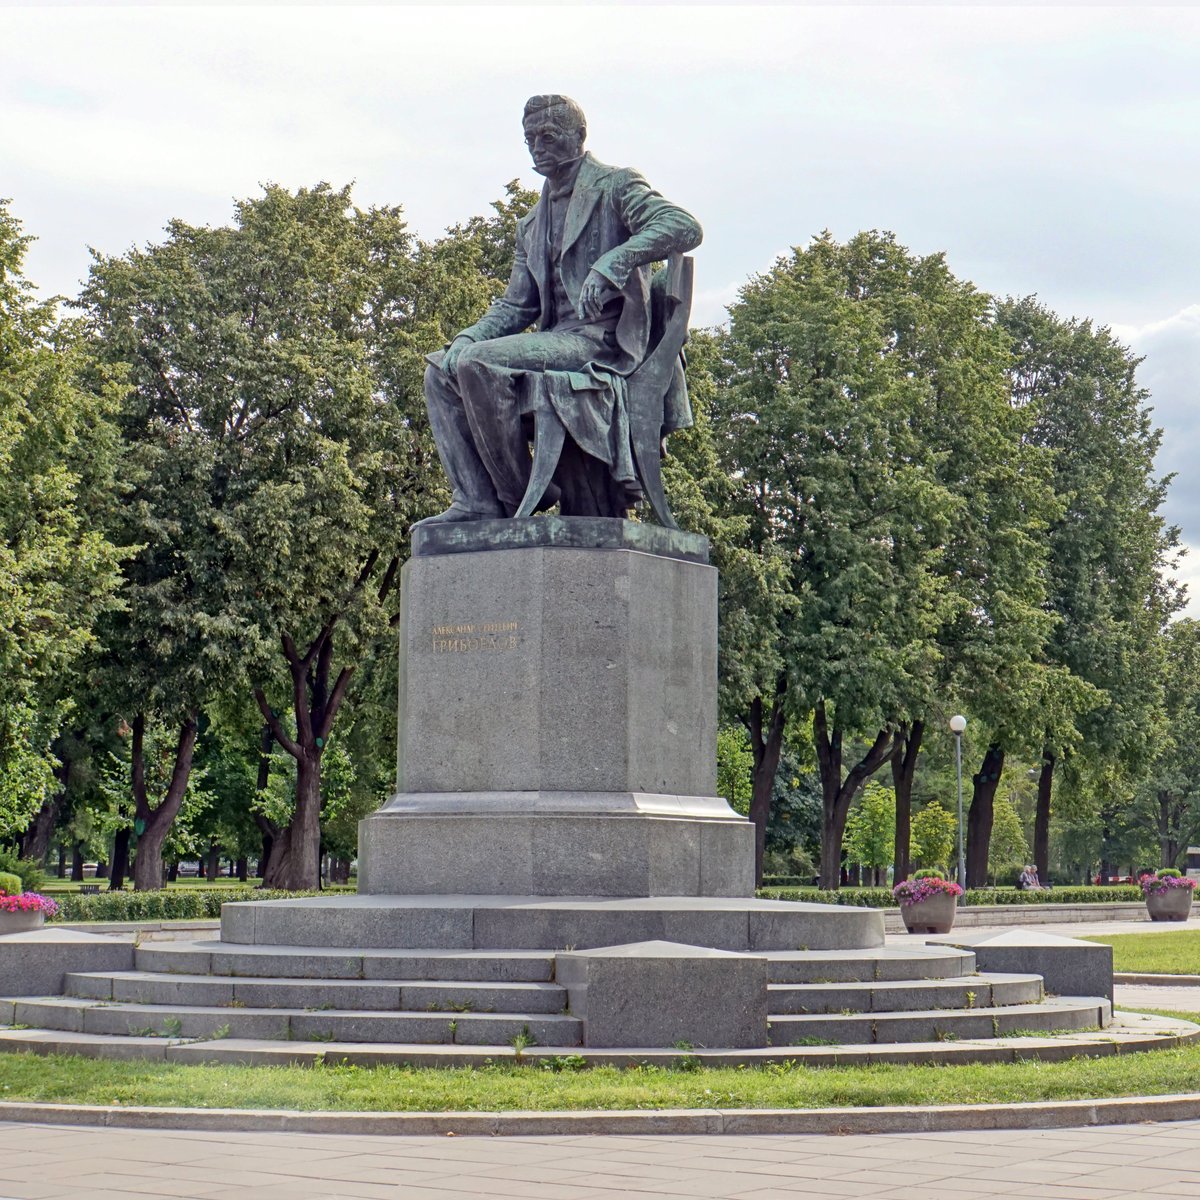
xmin=359 ymin=521 xmax=754 ymax=896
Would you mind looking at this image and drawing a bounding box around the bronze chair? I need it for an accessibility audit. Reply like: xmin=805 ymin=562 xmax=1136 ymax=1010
xmin=513 ymin=254 xmax=694 ymax=529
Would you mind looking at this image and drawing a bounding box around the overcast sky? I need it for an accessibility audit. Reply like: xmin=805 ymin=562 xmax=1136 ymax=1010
xmin=4 ymin=3 xmax=1198 ymax=604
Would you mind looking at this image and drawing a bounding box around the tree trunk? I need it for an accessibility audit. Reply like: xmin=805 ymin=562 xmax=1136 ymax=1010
xmin=95 ymin=859 xmax=109 ymax=879
xmin=167 ymin=861 xmax=179 ymax=882
xmin=205 ymin=845 xmax=220 ymax=882
xmin=746 ymin=678 xmax=787 ymax=887
xmin=272 ymin=751 xmax=323 ymax=890
xmin=814 ymin=703 xmax=895 ymax=889
xmin=56 ymin=847 xmax=66 ymax=878
xmin=252 ymin=559 xmax=394 ymax=892
xmin=1157 ymin=791 xmax=1185 ymax=869
xmin=20 ymin=767 xmax=66 ymax=863
xmin=1034 ymin=748 xmax=1055 ymax=881
xmin=131 ymin=712 xmax=199 ymax=891
xmin=236 ymin=856 xmax=249 ymax=882
xmin=890 ymin=720 xmax=924 ymax=884
xmin=966 ymin=744 xmax=1005 ymax=888
xmin=109 ymin=827 xmax=130 ymax=890
xmin=260 ymin=826 xmax=293 ymax=889
xmin=70 ymin=847 xmax=84 ymax=882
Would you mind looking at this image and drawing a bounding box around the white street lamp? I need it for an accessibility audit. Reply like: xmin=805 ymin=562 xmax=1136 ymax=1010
xmin=949 ymin=715 xmax=967 ymax=895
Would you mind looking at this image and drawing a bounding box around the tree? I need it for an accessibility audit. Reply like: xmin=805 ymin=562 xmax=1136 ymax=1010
xmin=988 ymin=792 xmax=1030 ymax=883
xmin=82 ymin=182 xmax=537 ymax=889
xmin=997 ymin=297 xmax=1181 ymax=882
xmin=1132 ymin=620 xmax=1200 ymax=870
xmin=910 ymin=802 xmax=956 ymax=875
xmin=715 ymin=232 xmax=1043 ymax=887
xmin=0 ymin=201 xmax=123 ymax=839
xmin=843 ymin=782 xmax=896 ymax=885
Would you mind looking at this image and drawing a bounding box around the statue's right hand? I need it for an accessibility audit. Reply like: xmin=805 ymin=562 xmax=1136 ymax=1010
xmin=442 ymin=336 xmax=472 ymax=379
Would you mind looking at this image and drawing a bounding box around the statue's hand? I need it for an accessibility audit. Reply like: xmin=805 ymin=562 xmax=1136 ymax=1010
xmin=577 ymin=270 xmax=614 ymax=321
xmin=442 ymin=335 xmax=473 ymax=379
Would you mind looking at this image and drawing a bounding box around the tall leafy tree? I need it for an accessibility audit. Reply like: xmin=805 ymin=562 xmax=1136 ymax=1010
xmin=81 ymin=183 xmax=535 ymax=889
xmin=0 ymin=202 xmax=123 ymax=839
xmin=997 ymin=297 xmax=1182 ymax=881
xmin=715 ymin=232 xmax=1051 ymax=887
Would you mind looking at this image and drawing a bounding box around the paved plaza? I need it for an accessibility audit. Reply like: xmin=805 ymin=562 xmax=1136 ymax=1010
xmin=4 ymin=1119 xmax=1200 ymax=1199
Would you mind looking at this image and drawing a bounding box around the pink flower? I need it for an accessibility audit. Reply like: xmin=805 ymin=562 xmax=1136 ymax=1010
xmin=892 ymin=877 xmax=964 ymax=906
xmin=0 ymin=892 xmax=59 ymax=916
xmin=1141 ymin=875 xmax=1197 ymax=897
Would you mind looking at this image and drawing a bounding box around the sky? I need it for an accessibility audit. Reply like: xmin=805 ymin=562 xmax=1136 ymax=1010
xmin=4 ymin=3 xmax=1199 ymax=603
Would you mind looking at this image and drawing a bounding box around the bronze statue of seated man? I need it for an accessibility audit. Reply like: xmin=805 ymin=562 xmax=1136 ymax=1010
xmin=420 ymin=94 xmax=702 ymax=524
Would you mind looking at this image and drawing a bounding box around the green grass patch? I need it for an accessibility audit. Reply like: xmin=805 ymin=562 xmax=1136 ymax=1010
xmin=1085 ymin=931 xmax=1200 ymax=975
xmin=0 ymin=1011 xmax=1196 ymax=1112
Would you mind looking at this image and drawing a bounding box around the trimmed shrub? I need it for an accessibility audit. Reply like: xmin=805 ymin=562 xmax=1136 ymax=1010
xmin=0 ymin=871 xmax=22 ymax=896
xmin=0 ymin=851 xmax=44 ymax=893
xmin=756 ymin=885 xmax=1145 ymax=907
xmin=50 ymin=886 xmax=354 ymax=923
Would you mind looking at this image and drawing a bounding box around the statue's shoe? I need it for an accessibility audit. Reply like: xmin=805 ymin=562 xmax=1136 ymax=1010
xmin=414 ymin=503 xmax=503 ymax=527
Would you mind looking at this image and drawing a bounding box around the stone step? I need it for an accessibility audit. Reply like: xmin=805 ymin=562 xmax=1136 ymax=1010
xmin=768 ymin=997 xmax=1111 ymax=1046
xmin=6 ymin=996 xmax=580 ymax=1047
xmin=763 ymin=947 xmax=976 ymax=983
xmin=219 ymin=895 xmax=885 ymax=952
xmin=1 ymin=1007 xmax=1183 ymax=1069
xmin=64 ymin=971 xmax=568 ymax=1014
xmin=768 ymin=974 xmax=1042 ymax=1014
xmin=135 ymin=942 xmax=557 ymax=982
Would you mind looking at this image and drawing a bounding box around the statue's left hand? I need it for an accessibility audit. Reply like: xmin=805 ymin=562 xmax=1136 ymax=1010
xmin=577 ymin=270 xmax=614 ymax=321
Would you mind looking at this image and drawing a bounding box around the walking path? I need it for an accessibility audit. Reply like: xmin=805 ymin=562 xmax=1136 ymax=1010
xmin=4 ymin=1119 xmax=1200 ymax=1199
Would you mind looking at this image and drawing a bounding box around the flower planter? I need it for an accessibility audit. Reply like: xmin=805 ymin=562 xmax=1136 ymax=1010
xmin=899 ymin=891 xmax=958 ymax=934
xmin=1146 ymin=888 xmax=1193 ymax=922
xmin=0 ymin=908 xmax=46 ymax=935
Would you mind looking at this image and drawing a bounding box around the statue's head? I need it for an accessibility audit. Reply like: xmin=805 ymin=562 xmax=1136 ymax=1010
xmin=522 ymin=94 xmax=587 ymax=177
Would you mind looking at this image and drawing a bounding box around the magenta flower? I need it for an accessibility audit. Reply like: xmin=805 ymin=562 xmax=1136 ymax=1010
xmin=0 ymin=892 xmax=59 ymax=916
xmin=1141 ymin=874 xmax=1197 ymax=897
xmin=893 ymin=877 xmax=964 ymax=906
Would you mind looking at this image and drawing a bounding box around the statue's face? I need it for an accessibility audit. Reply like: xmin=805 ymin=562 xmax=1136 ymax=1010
xmin=523 ymin=113 xmax=584 ymax=177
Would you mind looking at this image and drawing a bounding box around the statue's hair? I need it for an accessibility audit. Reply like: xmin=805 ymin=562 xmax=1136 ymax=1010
xmin=523 ymin=94 xmax=587 ymax=138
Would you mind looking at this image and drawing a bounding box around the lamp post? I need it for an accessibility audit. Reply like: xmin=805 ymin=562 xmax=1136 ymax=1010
xmin=949 ymin=714 xmax=967 ymax=896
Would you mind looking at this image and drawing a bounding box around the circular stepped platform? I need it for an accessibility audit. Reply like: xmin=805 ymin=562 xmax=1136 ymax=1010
xmin=0 ymin=932 xmax=1142 ymax=1067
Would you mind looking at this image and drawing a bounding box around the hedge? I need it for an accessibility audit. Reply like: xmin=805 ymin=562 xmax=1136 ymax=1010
xmin=755 ymin=885 xmax=1145 ymax=907
xmin=50 ymin=887 xmax=352 ymax=923
xmin=46 ymin=883 xmax=1146 ymax=922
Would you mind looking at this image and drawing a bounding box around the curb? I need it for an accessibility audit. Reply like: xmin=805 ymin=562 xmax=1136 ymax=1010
xmin=1116 ymin=973 xmax=1200 ymax=986
xmin=3 ymin=1093 xmax=1200 ymax=1137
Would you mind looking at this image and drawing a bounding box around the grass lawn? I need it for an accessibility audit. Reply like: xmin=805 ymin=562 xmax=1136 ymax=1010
xmin=1085 ymin=931 xmax=1200 ymax=975
xmin=0 ymin=1009 xmax=1196 ymax=1112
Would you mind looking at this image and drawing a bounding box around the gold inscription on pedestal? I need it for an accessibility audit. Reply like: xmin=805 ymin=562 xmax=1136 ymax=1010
xmin=430 ymin=621 xmax=520 ymax=654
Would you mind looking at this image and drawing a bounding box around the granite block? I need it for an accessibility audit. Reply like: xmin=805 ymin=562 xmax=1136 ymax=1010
xmin=110 ymin=974 xmax=235 ymax=1007
xmin=931 ymin=930 xmax=1114 ymax=1001
xmin=359 ymin=811 xmax=752 ymax=898
xmin=232 ymin=980 xmax=402 ymax=1011
xmin=231 ymin=897 xmax=475 ymax=949
xmin=288 ymin=1012 xmax=452 ymax=1043
xmin=0 ymin=929 xmax=134 ymax=996
xmin=411 ymin=515 xmax=710 ymax=564
xmin=556 ymin=940 xmax=768 ymax=1049
xmin=387 ymin=547 xmax=720 ymax=795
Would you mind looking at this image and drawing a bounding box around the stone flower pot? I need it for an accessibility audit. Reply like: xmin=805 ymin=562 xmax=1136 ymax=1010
xmin=899 ymin=890 xmax=958 ymax=934
xmin=1146 ymin=887 xmax=1193 ymax=922
xmin=0 ymin=908 xmax=46 ymax=935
